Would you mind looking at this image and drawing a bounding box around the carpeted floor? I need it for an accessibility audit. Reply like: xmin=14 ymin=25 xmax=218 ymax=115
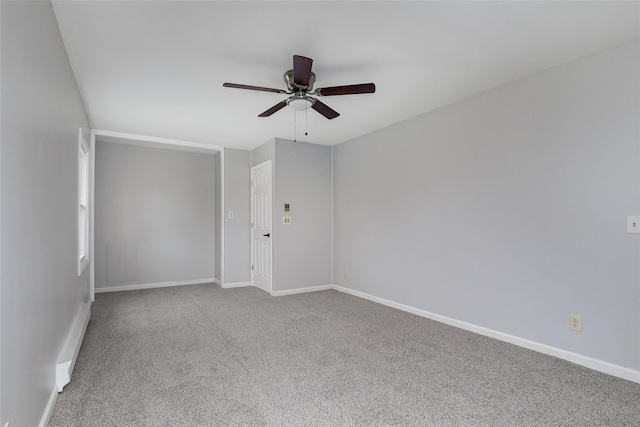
xmin=49 ymin=284 xmax=640 ymax=426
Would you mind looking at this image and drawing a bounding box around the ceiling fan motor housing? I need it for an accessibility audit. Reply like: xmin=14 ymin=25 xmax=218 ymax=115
xmin=285 ymin=69 xmax=316 ymax=92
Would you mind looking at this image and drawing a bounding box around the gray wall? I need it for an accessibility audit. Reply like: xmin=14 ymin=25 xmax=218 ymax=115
xmin=0 ymin=1 xmax=91 ymax=424
xmin=224 ymin=148 xmax=251 ymax=284
xmin=251 ymin=138 xmax=332 ymax=292
xmin=251 ymin=138 xmax=275 ymax=168
xmin=214 ymin=151 xmax=222 ymax=282
xmin=95 ymin=142 xmax=216 ymax=289
xmin=274 ymin=139 xmax=332 ymax=291
xmin=333 ymin=40 xmax=640 ymax=371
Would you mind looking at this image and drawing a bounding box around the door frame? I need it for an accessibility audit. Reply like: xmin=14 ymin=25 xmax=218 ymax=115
xmin=250 ymin=160 xmax=273 ymax=293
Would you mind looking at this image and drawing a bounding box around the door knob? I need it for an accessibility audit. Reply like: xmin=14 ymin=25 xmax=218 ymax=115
xmin=263 ymin=233 xmax=270 ymax=237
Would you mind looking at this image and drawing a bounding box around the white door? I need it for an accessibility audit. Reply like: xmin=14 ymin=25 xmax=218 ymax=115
xmin=251 ymin=161 xmax=272 ymax=293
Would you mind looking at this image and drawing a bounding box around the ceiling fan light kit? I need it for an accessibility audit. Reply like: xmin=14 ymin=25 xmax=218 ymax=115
xmin=287 ymin=96 xmax=315 ymax=111
xmin=223 ymin=55 xmax=375 ymax=120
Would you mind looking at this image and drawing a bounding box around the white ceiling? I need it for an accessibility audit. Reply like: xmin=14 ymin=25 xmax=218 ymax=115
xmin=52 ymin=1 xmax=639 ymax=151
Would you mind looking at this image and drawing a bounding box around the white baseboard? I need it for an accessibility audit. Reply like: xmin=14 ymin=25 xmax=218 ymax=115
xmin=331 ymin=284 xmax=640 ymax=385
xmin=270 ymin=284 xmax=333 ymax=297
xmin=213 ymin=278 xmax=222 ymax=286
xmin=39 ymin=385 xmax=58 ymax=427
xmin=95 ymin=278 xmax=216 ymax=293
xmin=221 ymin=281 xmax=251 ymax=289
xmin=56 ymin=301 xmax=91 ymax=392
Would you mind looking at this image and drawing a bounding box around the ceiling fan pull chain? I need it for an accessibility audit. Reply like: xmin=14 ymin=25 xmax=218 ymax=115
xmin=293 ymin=109 xmax=297 ymax=143
xmin=305 ymin=108 xmax=308 ymax=136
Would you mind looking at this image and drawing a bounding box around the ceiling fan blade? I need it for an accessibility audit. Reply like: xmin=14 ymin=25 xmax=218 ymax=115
xmin=258 ymin=101 xmax=287 ymax=117
xmin=316 ymin=83 xmax=376 ymax=96
xmin=293 ymin=55 xmax=313 ymax=87
xmin=223 ymin=82 xmax=286 ymax=94
xmin=311 ymin=99 xmax=340 ymax=120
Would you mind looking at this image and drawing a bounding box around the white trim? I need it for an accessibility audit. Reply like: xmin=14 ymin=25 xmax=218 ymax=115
xmin=78 ymin=256 xmax=89 ymax=277
xmin=250 ymin=160 xmax=273 ymax=293
xmin=92 ymin=130 xmax=224 ymax=153
xmin=56 ymin=361 xmax=72 ymax=391
xmin=55 ymin=302 xmax=91 ymax=392
xmin=221 ymin=281 xmax=251 ymax=289
xmin=89 ymin=131 xmax=96 ymax=302
xmin=95 ymin=278 xmax=216 ymax=293
xmin=270 ymin=284 xmax=333 ymax=297
xmin=213 ymin=278 xmax=222 ymax=286
xmin=220 ymin=149 xmax=225 ymax=285
xmin=330 ymin=146 xmax=334 ymax=282
xmin=77 ymin=128 xmax=90 ymax=276
xmin=39 ymin=386 xmax=58 ymax=427
xmin=251 ymin=159 xmax=272 ymax=171
xmin=331 ymin=285 xmax=640 ymax=385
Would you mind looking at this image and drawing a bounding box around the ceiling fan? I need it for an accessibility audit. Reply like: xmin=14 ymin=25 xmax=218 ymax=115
xmin=223 ymin=55 xmax=375 ymax=120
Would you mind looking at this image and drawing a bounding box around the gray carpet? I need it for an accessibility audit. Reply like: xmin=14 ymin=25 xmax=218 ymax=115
xmin=49 ymin=284 xmax=640 ymax=426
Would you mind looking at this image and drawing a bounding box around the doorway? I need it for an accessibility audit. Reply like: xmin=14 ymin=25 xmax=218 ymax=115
xmin=251 ymin=160 xmax=273 ymax=293
xmin=89 ymin=131 xmax=224 ymax=299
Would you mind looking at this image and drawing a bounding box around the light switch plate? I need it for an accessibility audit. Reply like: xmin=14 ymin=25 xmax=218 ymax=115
xmin=627 ymin=216 xmax=640 ymax=233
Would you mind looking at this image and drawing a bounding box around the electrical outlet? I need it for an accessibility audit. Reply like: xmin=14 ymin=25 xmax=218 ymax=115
xmin=283 ymin=217 xmax=291 ymax=225
xmin=570 ymin=314 xmax=583 ymax=332
xmin=228 ymin=211 xmax=234 ymax=219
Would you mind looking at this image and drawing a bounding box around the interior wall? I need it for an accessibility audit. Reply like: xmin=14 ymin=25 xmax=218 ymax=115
xmin=94 ymin=142 xmax=216 ymax=289
xmin=251 ymin=138 xmax=332 ymax=292
xmin=274 ymin=139 xmax=332 ymax=291
xmin=251 ymin=138 xmax=275 ymax=168
xmin=333 ymin=39 xmax=640 ymax=372
xmin=223 ymin=148 xmax=250 ymax=284
xmin=0 ymin=1 xmax=91 ymax=424
xmin=214 ymin=151 xmax=222 ymax=282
